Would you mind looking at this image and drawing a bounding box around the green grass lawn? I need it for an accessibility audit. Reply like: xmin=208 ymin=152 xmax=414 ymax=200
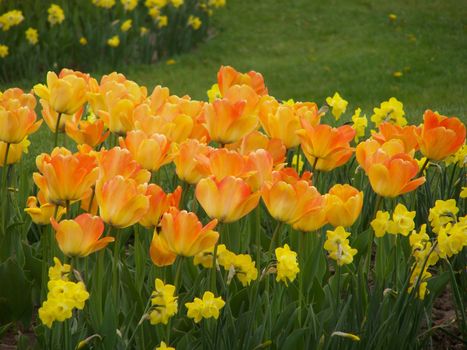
xmin=3 ymin=0 xmax=466 ymax=166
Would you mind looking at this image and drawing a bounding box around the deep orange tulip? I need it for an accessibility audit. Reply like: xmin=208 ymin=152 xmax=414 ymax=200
xmin=203 ymin=85 xmax=260 ymax=144
xmin=290 ymin=184 xmax=327 ymax=232
xmin=208 ymin=148 xmax=246 ymax=180
xmin=174 ymin=139 xmax=212 ymax=184
xmin=244 ymin=149 xmax=275 ymax=191
xmin=356 ymin=139 xmax=425 ymax=197
xmin=151 ymin=207 xmax=219 ymax=262
xmin=96 ymin=147 xmax=151 ymax=184
xmin=415 ymin=110 xmax=466 ymax=161
xmin=140 ymin=184 xmax=182 ymax=228
xmin=217 ymin=65 xmax=268 ymax=96
xmin=65 ymin=119 xmax=109 ymax=148
xmin=24 ymin=191 xmax=65 ymax=225
xmin=297 ymin=124 xmax=355 ymax=172
xmin=33 ymin=148 xmax=98 ymax=205
xmin=0 ymin=88 xmax=42 ymax=144
xmin=261 ymin=168 xmax=313 ymax=224
xmin=372 ymin=122 xmax=419 ymax=153
xmin=325 ymin=184 xmax=363 ymax=227
xmin=95 ymin=175 xmax=149 ymax=228
xmin=51 ymin=214 xmax=114 ymax=257
xmin=34 ymin=70 xmax=89 ymax=115
xmin=195 ymin=175 xmax=260 ymax=223
xmin=119 ymin=130 xmax=174 ymax=171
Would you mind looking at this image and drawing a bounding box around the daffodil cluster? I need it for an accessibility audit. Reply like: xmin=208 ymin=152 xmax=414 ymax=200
xmin=371 ymin=204 xmax=415 ymax=237
xmin=194 ymin=244 xmax=258 ymax=286
xmin=148 ymin=278 xmax=178 ymax=325
xmin=185 ymin=291 xmax=225 ymax=323
xmin=38 ymin=258 xmax=90 ymax=328
xmin=275 ymin=244 xmax=299 ymax=285
xmin=323 ymin=226 xmax=358 ymax=266
xmin=370 ymin=97 xmax=407 ymax=127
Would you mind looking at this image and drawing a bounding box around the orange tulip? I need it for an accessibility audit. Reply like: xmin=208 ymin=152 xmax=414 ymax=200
xmin=34 ymin=70 xmax=88 ymax=115
xmin=153 ymin=207 xmax=219 ymax=258
xmin=24 ymin=191 xmax=65 ymax=225
xmin=226 ymin=131 xmax=286 ymax=166
xmin=95 ymin=175 xmax=149 ymax=228
xmin=87 ymin=72 xmax=147 ymax=135
xmin=174 ymin=139 xmax=212 ymax=184
xmin=415 ymin=110 xmax=466 ymax=161
xmin=96 ymin=147 xmax=151 ymax=184
xmin=259 ymin=98 xmax=321 ymax=149
xmin=203 ymin=85 xmax=260 ymax=144
xmin=140 ymin=184 xmax=182 ymax=228
xmin=297 ymin=124 xmax=355 ymax=172
xmin=149 ymin=232 xmax=177 ymax=267
xmin=217 ymin=65 xmax=268 ymax=96
xmin=51 ymin=214 xmax=114 ymax=257
xmin=0 ymin=88 xmax=42 ymax=144
xmin=65 ymin=119 xmax=109 ymax=148
xmin=33 ymin=147 xmax=99 ymax=205
xmin=372 ymin=122 xmax=419 ymax=153
xmin=356 ymin=139 xmax=425 ymax=197
xmin=244 ymin=149 xmax=274 ymax=191
xmin=290 ymin=185 xmax=327 ymax=232
xmin=208 ymin=148 xmax=246 ymax=180
xmin=325 ymin=184 xmax=363 ymax=227
xmin=261 ymin=168 xmax=313 ymax=223
xmin=119 ymin=130 xmax=174 ymax=172
xmin=195 ymin=175 xmax=260 ymax=223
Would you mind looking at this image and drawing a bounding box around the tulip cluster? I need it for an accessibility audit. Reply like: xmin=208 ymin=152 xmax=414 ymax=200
xmin=0 ymin=64 xmax=465 ymax=349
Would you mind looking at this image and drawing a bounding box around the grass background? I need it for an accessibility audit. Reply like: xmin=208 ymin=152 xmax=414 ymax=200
xmin=2 ymin=0 xmax=466 ymax=162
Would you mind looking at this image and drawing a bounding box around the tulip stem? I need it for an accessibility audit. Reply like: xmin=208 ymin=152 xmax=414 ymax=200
xmin=1 ymin=142 xmax=10 ymax=236
xmin=54 ymin=113 xmax=62 ymax=148
xmin=298 ymin=231 xmax=306 ymax=327
xmin=40 ymin=225 xmax=49 ymax=300
xmin=210 ymin=241 xmax=219 ymax=293
xmin=112 ymin=227 xmax=120 ymax=306
xmin=174 ymin=256 xmax=184 ymax=293
xmin=268 ymin=221 xmax=283 ymax=256
xmin=418 ymin=157 xmax=429 ymax=177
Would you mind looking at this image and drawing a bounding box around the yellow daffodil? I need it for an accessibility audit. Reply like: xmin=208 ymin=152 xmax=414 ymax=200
xmin=370 ymin=97 xmax=406 ymax=127
xmin=371 ymin=210 xmax=390 ymax=238
xmin=149 ymin=278 xmax=178 ymax=325
xmin=326 ymin=92 xmax=348 ymax=121
xmin=47 ymin=4 xmax=65 ymax=25
xmin=428 ymin=199 xmax=459 ymax=233
xmin=185 ymin=291 xmax=225 ymax=323
xmin=351 ymin=107 xmax=367 ymax=143
xmin=25 ymin=27 xmax=39 ymax=45
xmin=121 ymin=19 xmax=132 ymax=32
xmin=107 ymin=35 xmax=120 ymax=47
xmin=275 ymin=244 xmax=300 ymax=285
xmin=387 ymin=203 xmax=416 ymax=236
xmin=324 ymin=226 xmax=358 ymax=266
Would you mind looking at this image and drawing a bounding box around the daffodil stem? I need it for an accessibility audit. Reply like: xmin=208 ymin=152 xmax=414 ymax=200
xmin=40 ymin=225 xmax=49 ymax=300
xmin=393 ymin=235 xmax=398 ymax=288
xmin=336 ymin=264 xmax=341 ymax=313
xmin=1 ymin=142 xmax=10 ymax=236
xmin=210 ymin=223 xmax=223 ymax=293
xmin=53 ymin=113 xmax=62 ymax=148
xmin=127 ymin=298 xmax=151 ymax=350
xmin=63 ymin=318 xmax=70 ymax=350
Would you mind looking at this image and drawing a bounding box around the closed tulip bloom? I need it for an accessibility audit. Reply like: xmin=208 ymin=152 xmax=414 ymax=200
xmin=157 ymin=207 xmax=219 ymax=257
xmin=203 ymin=85 xmax=260 ymax=144
xmin=290 ymin=183 xmax=327 ymax=232
xmin=174 ymin=139 xmax=212 ymax=184
xmin=51 ymin=214 xmax=114 ymax=257
xmin=95 ymin=175 xmax=149 ymax=228
xmin=356 ymin=139 xmax=425 ymax=197
xmin=325 ymin=184 xmax=363 ymax=227
xmin=261 ymin=168 xmax=313 ymax=224
xmin=0 ymin=88 xmax=42 ymax=144
xmin=217 ymin=65 xmax=268 ymax=96
xmin=34 ymin=70 xmax=88 ymax=115
xmin=33 ymin=148 xmax=99 ymax=205
xmin=196 ymin=176 xmax=261 ymax=223
xmin=416 ymin=110 xmax=466 ymax=161
xmin=25 ymin=191 xmax=65 ymax=225
xmin=244 ymin=149 xmax=274 ymax=191
xmin=65 ymin=119 xmax=109 ymax=148
xmin=96 ymin=147 xmax=151 ymax=184
xmin=140 ymin=184 xmax=182 ymax=228
xmin=297 ymin=124 xmax=355 ymax=172
xmin=372 ymin=122 xmax=419 ymax=153
xmin=150 ymin=232 xmax=177 ymax=267
xmin=119 ymin=130 xmax=174 ymax=171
